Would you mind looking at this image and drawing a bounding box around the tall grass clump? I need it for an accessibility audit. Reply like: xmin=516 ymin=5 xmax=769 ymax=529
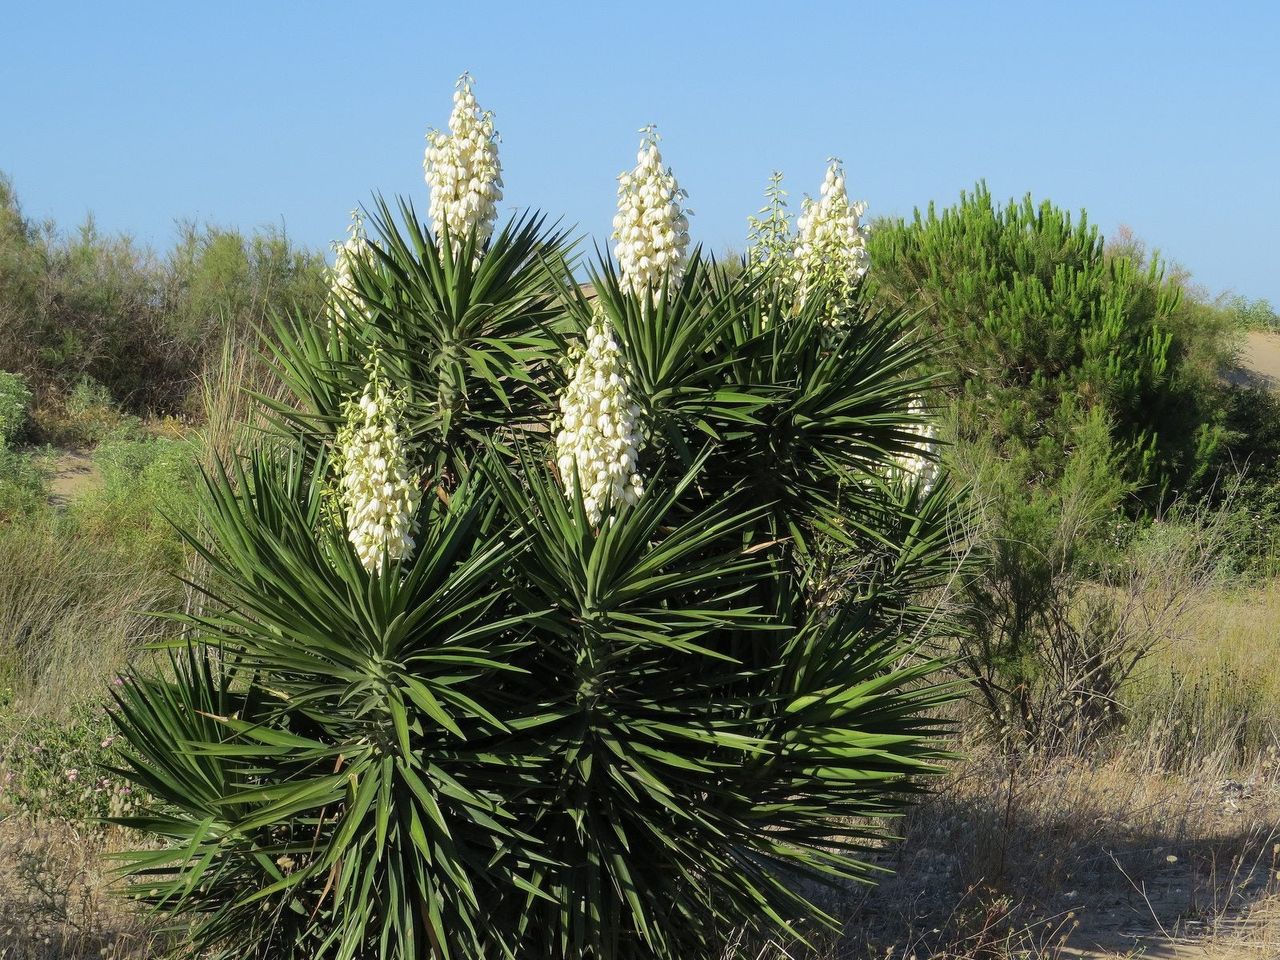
xmin=0 ymin=516 xmax=179 ymax=713
xmin=0 ymin=449 xmax=43 ymax=521
xmin=105 ymin=82 xmax=963 ymax=960
xmin=0 ymin=434 xmax=195 ymax=713
xmin=1123 ymin=551 xmax=1280 ymax=767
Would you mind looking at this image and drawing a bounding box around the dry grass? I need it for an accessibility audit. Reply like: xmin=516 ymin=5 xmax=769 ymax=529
xmin=1127 ymin=580 xmax=1280 ymax=765
xmin=745 ymin=741 xmax=1280 ymax=959
xmin=0 ymin=818 xmax=166 ymax=960
xmin=0 ymin=519 xmax=176 ymax=715
xmin=1223 ymin=894 xmax=1280 ymax=959
xmin=4 ymin=727 xmax=1279 ymax=960
xmin=7 ymin=742 xmax=1276 ymax=960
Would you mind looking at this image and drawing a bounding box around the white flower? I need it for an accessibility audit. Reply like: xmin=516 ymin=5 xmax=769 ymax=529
xmin=889 ymin=398 xmax=938 ymax=493
xmin=328 ymin=210 xmax=373 ymax=323
xmin=793 ymin=159 xmax=869 ymax=322
xmin=554 ymin=305 xmax=645 ymax=526
xmin=612 ymin=126 xmax=690 ymax=299
xmin=423 ymin=73 xmax=504 ymax=248
xmin=335 ymin=363 xmax=421 ymax=572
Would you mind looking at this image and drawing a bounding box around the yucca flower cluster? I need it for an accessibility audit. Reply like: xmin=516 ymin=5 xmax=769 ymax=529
xmin=335 ymin=362 xmax=422 ymax=572
xmin=328 ymin=210 xmax=372 ymax=321
xmin=423 ymin=73 xmax=504 ymax=247
xmin=890 ymin=399 xmax=939 ymax=493
xmin=555 ymin=307 xmax=645 ymax=526
xmin=612 ymin=126 xmax=690 ymax=299
xmin=794 ymin=159 xmax=869 ymax=319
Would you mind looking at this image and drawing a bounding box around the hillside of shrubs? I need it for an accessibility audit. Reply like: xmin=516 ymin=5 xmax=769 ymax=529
xmin=2 ymin=77 xmax=1280 ymax=959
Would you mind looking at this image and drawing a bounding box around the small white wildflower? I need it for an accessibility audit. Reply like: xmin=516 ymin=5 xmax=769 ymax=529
xmin=423 ymin=73 xmax=504 ymax=248
xmin=793 ymin=158 xmax=869 ymax=322
xmin=555 ymin=305 xmax=645 ymax=526
xmin=889 ymin=398 xmax=938 ymax=493
xmin=612 ymin=125 xmax=690 ymax=300
xmin=335 ymin=363 xmax=421 ymax=572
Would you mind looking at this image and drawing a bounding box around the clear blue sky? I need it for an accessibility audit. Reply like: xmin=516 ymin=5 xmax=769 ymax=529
xmin=4 ymin=1 xmax=1277 ymax=303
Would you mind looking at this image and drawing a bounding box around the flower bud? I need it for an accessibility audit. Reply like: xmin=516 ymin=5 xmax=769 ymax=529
xmin=328 ymin=210 xmax=373 ymax=325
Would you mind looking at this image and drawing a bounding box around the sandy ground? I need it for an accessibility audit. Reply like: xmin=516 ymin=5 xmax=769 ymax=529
xmin=828 ymin=750 xmax=1280 ymax=960
xmin=44 ymin=450 xmax=99 ymax=507
xmin=1224 ymin=330 xmax=1280 ymax=390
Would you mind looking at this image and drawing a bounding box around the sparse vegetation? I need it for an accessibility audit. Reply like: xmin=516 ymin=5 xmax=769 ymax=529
xmin=0 ymin=172 xmax=327 ymax=429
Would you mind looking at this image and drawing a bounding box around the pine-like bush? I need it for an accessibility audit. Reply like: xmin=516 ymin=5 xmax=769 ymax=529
xmin=869 ymin=182 xmax=1221 ymax=497
xmin=108 ymin=86 xmax=961 ymax=960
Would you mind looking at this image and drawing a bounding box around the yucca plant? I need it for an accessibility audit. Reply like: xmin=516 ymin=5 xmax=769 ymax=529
xmin=109 ymin=93 xmax=962 ymax=960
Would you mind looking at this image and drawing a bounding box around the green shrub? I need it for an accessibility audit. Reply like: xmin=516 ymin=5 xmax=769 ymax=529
xmin=46 ymin=376 xmax=140 ymax=446
xmin=869 ymin=182 xmax=1225 ymax=501
xmin=108 ymin=195 xmax=961 ymax=960
xmin=953 ymin=409 xmax=1126 ymax=741
xmin=868 ymin=185 xmax=1243 ymax=747
xmin=1197 ymin=386 xmax=1280 ymax=574
xmin=1222 ymin=294 xmax=1279 ymax=331
xmin=0 ymin=446 xmax=44 ymax=520
xmin=65 ymin=376 xmax=117 ymax=420
xmin=0 ymin=370 xmax=31 ymax=446
xmin=0 ymin=172 xmax=328 ymax=416
xmin=68 ymin=433 xmax=197 ymax=573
